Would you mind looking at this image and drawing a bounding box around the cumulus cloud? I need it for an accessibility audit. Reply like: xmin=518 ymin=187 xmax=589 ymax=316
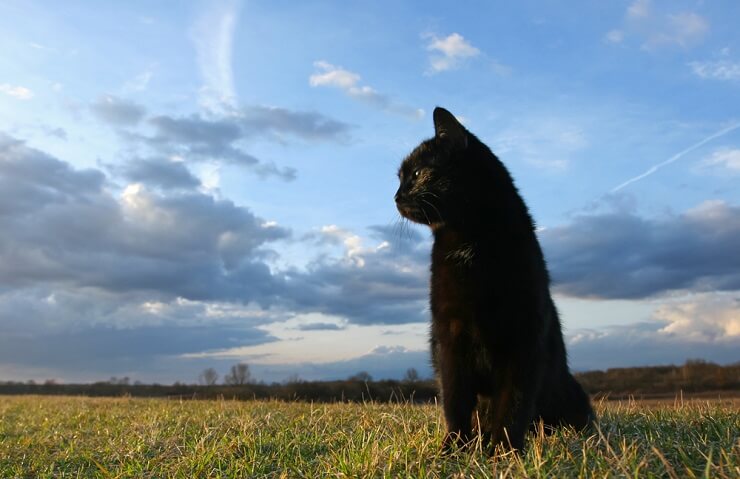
xmin=543 ymin=200 xmax=740 ymax=299
xmin=120 ymin=157 xmax=202 ymax=190
xmin=0 ymin=83 xmax=33 ymax=100
xmin=655 ymin=294 xmax=740 ymax=341
xmin=91 ymin=95 xmax=146 ymax=126
xmin=425 ymin=33 xmax=480 ymax=73
xmin=0 ymin=132 xmax=289 ymax=299
xmin=309 ymin=61 xmax=424 ymax=120
xmin=700 ymin=148 xmax=740 ymax=173
xmin=568 ymin=293 xmax=740 ymax=370
xmin=281 ymin=224 xmax=430 ymax=325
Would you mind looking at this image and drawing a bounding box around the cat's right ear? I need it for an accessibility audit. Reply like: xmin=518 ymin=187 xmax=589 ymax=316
xmin=433 ymin=107 xmax=468 ymax=149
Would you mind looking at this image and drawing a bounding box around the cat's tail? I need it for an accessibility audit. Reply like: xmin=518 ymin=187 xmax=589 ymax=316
xmin=535 ymin=372 xmax=596 ymax=432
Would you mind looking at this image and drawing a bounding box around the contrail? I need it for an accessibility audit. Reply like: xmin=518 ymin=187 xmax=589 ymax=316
xmin=611 ymin=122 xmax=740 ymax=193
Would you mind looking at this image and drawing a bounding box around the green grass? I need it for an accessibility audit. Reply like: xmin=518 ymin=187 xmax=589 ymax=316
xmin=1 ymin=395 xmax=738 ymax=478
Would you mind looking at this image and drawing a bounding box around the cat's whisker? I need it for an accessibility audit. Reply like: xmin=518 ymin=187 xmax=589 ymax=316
xmin=416 ymin=200 xmax=433 ymax=225
xmin=420 ymin=198 xmax=444 ymax=224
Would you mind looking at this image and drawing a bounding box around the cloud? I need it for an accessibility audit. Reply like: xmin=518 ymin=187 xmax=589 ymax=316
xmin=0 ymin=286 xmax=279 ymax=382
xmin=96 ymin=102 xmax=351 ymax=181
xmin=568 ymin=293 xmax=740 ymax=371
xmin=609 ymin=1 xmax=709 ymax=51
xmin=239 ymin=105 xmax=355 ymax=141
xmin=611 ymin=122 xmax=740 ymax=193
xmin=91 ymin=95 xmax=146 ymax=126
xmin=191 ymin=0 xmax=239 ymax=111
xmin=655 ymin=294 xmax=740 ymax=341
xmin=295 ymin=322 xmax=345 ymax=331
xmin=309 ymin=61 xmax=424 ymax=120
xmin=543 ymin=200 xmax=740 ymax=299
xmin=701 ymin=148 xmax=740 ymax=173
xmin=492 ymin=117 xmax=588 ymax=170
xmin=0 ymin=84 xmax=33 ymax=100
xmin=689 ymin=60 xmax=740 ymax=81
xmin=248 ymin=346 xmax=432 ymax=382
xmin=120 ymin=157 xmax=202 ymax=190
xmin=643 ymin=12 xmax=709 ymax=50
xmin=279 ymin=224 xmax=430 ymax=325
xmin=604 ymin=29 xmax=625 ymax=44
xmin=0 ymin=132 xmax=289 ymax=301
xmin=425 ymin=33 xmax=480 ymax=73
xmin=123 ymin=71 xmax=153 ymax=92
xmin=627 ymin=0 xmax=650 ymax=19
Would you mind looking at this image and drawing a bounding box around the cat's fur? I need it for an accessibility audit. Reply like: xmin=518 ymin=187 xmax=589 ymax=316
xmin=395 ymin=107 xmax=594 ymax=452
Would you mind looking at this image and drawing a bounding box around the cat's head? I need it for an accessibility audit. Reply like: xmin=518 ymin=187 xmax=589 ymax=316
xmin=394 ymin=107 xmax=475 ymax=229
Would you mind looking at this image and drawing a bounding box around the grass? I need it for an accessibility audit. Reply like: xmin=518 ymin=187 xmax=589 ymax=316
xmin=0 ymin=395 xmax=738 ymax=478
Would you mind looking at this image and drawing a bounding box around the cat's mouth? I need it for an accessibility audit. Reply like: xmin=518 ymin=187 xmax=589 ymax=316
xmin=396 ymin=201 xmax=439 ymax=226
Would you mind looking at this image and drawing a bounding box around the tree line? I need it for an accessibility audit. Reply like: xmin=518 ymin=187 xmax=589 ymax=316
xmin=0 ymin=360 xmax=737 ymax=402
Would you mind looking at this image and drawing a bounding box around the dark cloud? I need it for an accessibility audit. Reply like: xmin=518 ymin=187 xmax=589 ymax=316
xmin=294 ymin=322 xmax=345 ymax=331
xmin=0 ymin=324 xmax=275 ymax=371
xmin=91 ymin=95 xmax=146 ymax=126
xmin=280 ymin=224 xmax=430 ymax=325
xmin=90 ymin=98 xmax=351 ymax=181
xmin=135 ymin=109 xmax=339 ymax=181
xmin=0 ymin=132 xmax=289 ymax=302
xmin=239 ymin=105 xmax=353 ymax=142
xmin=120 ymin=157 xmax=201 ymax=190
xmin=567 ymin=321 xmax=740 ymax=372
xmin=0 ymin=133 xmax=105 ymax=215
xmin=543 ymin=201 xmax=740 ymax=299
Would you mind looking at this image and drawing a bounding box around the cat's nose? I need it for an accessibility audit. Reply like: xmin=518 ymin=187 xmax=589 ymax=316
xmin=394 ymin=188 xmax=403 ymax=203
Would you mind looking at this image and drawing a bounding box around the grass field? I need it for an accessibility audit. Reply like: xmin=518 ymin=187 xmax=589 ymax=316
xmin=1 ymin=395 xmax=738 ymax=478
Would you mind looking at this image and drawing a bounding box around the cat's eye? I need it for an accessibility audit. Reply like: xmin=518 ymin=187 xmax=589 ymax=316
xmin=414 ymin=169 xmax=421 ymax=177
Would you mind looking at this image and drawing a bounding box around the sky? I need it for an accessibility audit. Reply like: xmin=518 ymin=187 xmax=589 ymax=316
xmin=0 ymin=0 xmax=738 ymax=384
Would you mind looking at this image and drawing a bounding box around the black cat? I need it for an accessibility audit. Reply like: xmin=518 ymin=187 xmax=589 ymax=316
xmin=395 ymin=107 xmax=595 ymax=452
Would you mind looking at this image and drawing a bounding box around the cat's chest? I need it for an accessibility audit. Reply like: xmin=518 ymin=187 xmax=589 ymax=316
xmin=430 ymin=230 xmax=479 ymax=315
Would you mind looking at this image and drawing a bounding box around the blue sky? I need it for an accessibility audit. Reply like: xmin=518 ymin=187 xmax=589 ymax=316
xmin=0 ymin=0 xmax=738 ymax=384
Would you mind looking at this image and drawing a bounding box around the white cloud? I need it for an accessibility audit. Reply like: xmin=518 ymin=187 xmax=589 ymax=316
xmin=689 ymin=60 xmax=740 ymax=81
xmin=191 ymin=1 xmax=239 ymax=111
xmin=123 ymin=71 xmax=153 ymax=92
xmin=492 ymin=117 xmax=588 ymax=170
xmin=609 ymin=1 xmax=709 ymax=51
xmin=655 ymin=294 xmax=740 ymax=342
xmin=309 ymin=61 xmax=360 ymax=89
xmin=605 ymin=29 xmax=624 ymax=44
xmin=627 ymin=0 xmax=650 ymax=19
xmin=701 ymin=148 xmax=740 ymax=172
xmin=0 ymin=84 xmax=33 ymax=100
xmin=425 ymin=33 xmax=480 ymax=73
xmin=642 ymin=12 xmax=708 ymax=50
xmin=309 ymin=61 xmax=423 ymax=119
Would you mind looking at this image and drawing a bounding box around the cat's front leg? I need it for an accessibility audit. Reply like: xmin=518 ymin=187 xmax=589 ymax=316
xmin=438 ymin=339 xmax=477 ymax=451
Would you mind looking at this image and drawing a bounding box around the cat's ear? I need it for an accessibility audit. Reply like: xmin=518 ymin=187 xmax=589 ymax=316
xmin=433 ymin=107 xmax=467 ymax=148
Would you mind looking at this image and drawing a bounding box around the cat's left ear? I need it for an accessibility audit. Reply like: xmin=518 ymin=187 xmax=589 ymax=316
xmin=433 ymin=107 xmax=468 ymax=149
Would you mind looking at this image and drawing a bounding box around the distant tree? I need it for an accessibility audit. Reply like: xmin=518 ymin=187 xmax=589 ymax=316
xmin=284 ymin=373 xmax=303 ymax=384
xmin=199 ymin=368 xmax=219 ymax=386
xmin=348 ymin=371 xmax=373 ymax=382
xmin=403 ymin=368 xmax=420 ymax=383
xmin=224 ymin=363 xmax=252 ymax=385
